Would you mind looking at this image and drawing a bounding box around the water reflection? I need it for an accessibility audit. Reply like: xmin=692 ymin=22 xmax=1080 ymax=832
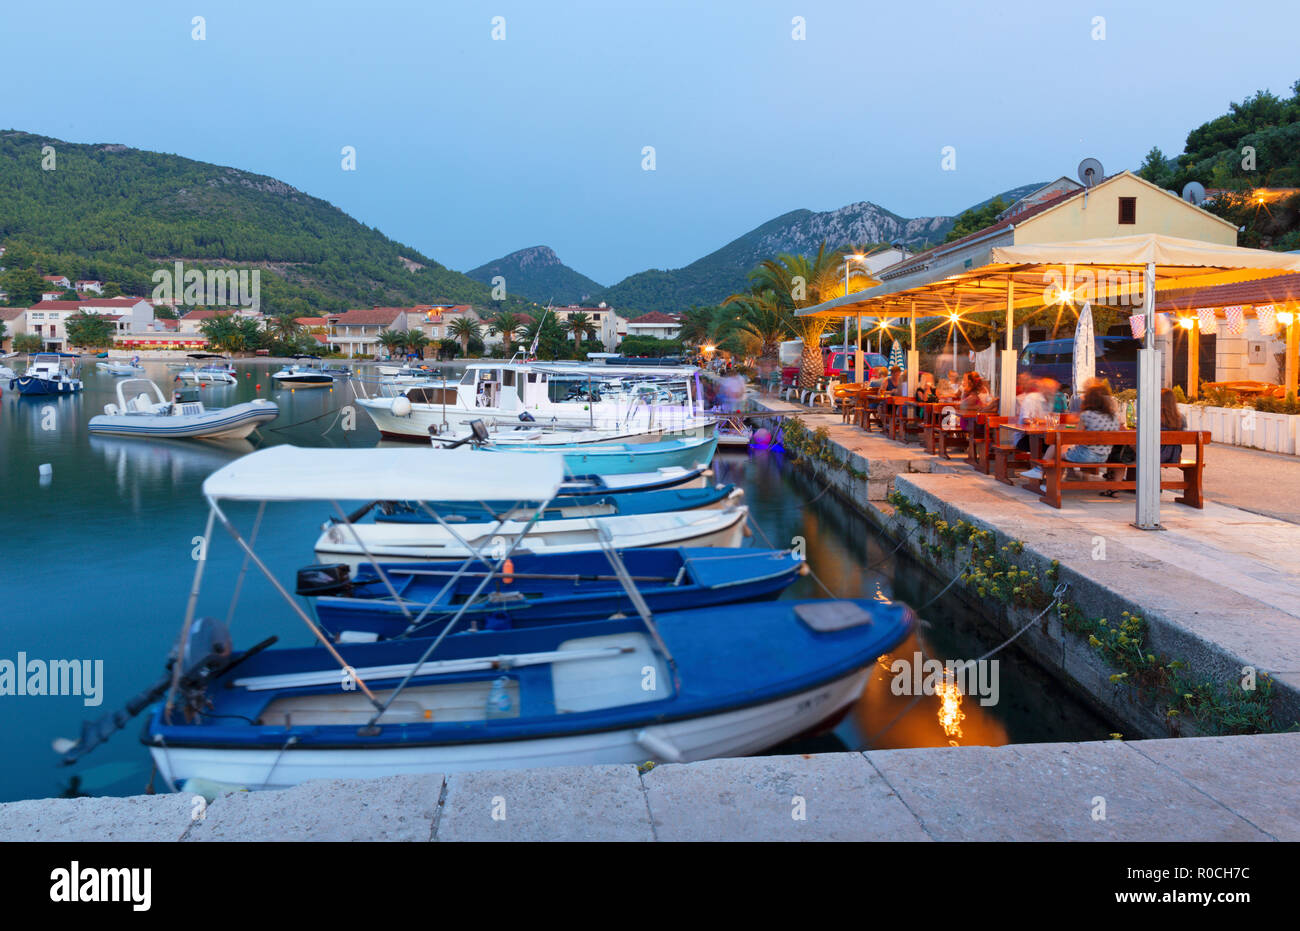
xmin=90 ymin=435 xmax=254 ymax=497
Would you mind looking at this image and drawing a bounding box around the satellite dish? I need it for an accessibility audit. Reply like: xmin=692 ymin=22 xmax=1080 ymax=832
xmin=1077 ymin=158 xmax=1104 ymax=188
xmin=1182 ymin=181 xmax=1207 ymax=206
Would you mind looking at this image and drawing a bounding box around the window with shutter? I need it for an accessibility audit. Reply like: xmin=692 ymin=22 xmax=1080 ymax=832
xmin=1118 ymin=197 xmax=1137 ymax=224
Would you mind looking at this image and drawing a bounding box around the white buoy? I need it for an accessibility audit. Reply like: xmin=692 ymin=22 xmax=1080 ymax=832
xmin=38 ymin=463 xmax=52 ymax=477
xmin=391 ymin=396 xmax=412 ymax=417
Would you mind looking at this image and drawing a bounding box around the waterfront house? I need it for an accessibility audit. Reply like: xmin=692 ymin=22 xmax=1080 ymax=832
xmin=551 ymin=304 xmax=624 ymax=350
xmin=0 ymin=307 xmax=24 ymax=352
xmin=25 ymin=297 xmax=155 ymax=351
xmin=327 ymin=307 xmax=409 ymax=357
xmin=624 ymin=311 xmax=681 ymax=342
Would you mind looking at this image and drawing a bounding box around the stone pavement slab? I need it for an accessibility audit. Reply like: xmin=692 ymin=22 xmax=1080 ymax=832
xmin=641 ymin=752 xmax=932 ymax=841
xmin=0 ymin=792 xmax=196 ymax=842
xmin=1128 ymin=733 xmax=1300 ymax=841
xmin=436 ymin=764 xmax=653 ymax=842
xmin=865 ymin=739 xmax=1272 ymax=841
xmin=186 ymin=773 xmax=442 ymax=841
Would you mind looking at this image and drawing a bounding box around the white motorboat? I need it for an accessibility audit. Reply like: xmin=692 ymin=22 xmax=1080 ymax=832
xmin=8 ymin=353 xmax=83 ymax=395
xmin=96 ymin=358 xmax=146 ymax=376
xmin=272 ymin=357 xmax=333 ymax=389
xmin=357 ymin=360 xmax=714 ymax=441
xmin=88 ymin=378 xmax=279 ymax=440
xmin=176 ymin=362 xmax=238 ymax=385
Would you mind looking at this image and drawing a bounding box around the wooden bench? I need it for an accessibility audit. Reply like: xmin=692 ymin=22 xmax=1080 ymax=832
xmin=935 ymin=400 xmax=998 ymax=460
xmin=968 ymin=414 xmax=1006 ymax=474
xmin=1028 ymin=430 xmax=1210 ymax=509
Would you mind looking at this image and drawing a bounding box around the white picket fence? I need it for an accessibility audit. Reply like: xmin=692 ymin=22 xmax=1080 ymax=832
xmin=1179 ymin=403 xmax=1300 ymax=456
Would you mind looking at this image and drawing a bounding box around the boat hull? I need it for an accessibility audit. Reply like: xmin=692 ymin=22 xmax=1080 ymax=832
xmin=88 ymin=401 xmax=279 ymax=440
xmin=313 ymin=505 xmax=749 ymax=568
xmin=9 ymin=376 xmax=83 ymax=396
xmin=358 ymin=396 xmax=713 ymax=442
xmin=149 ymin=669 xmax=868 ymax=791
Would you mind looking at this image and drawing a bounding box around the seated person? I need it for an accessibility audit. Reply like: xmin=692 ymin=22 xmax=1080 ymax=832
xmin=1010 ymin=376 xmax=1049 ymax=452
xmin=956 ymin=372 xmax=992 ymax=431
xmin=936 ymin=370 xmax=962 ymax=401
xmin=1022 ymin=384 xmax=1121 ymax=482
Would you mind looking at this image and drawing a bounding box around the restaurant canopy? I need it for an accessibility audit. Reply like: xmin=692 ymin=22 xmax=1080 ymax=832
xmin=796 ymin=234 xmax=1300 ymax=321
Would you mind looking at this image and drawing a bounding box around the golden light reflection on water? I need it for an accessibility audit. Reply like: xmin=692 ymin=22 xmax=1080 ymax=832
xmin=855 ymin=632 xmax=1009 ymax=750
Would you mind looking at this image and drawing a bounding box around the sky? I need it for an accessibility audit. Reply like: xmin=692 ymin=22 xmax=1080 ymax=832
xmin=4 ymin=0 xmax=1299 ymax=285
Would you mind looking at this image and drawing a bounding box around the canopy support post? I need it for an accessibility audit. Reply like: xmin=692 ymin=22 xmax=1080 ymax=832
xmin=1187 ymin=322 xmax=1200 ymax=401
xmin=1136 ymin=262 xmax=1162 ymax=531
xmin=1000 ymin=281 xmax=1016 ymax=417
xmin=855 ymin=313 xmax=863 ymax=384
xmin=1287 ymin=312 xmax=1299 ymax=398
xmin=907 ymin=302 xmax=919 ymax=397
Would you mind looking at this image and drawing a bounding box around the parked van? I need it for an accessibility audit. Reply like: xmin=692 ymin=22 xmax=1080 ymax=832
xmin=1018 ymin=336 xmax=1141 ymax=391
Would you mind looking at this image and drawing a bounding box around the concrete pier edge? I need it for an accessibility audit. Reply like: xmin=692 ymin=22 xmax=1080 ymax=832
xmin=2 ymin=735 xmax=1295 ymax=841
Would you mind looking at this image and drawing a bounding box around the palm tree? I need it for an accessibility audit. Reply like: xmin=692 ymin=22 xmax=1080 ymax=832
xmin=676 ymin=307 xmax=717 ymax=348
xmin=449 ymin=317 xmax=482 ymax=358
xmin=198 ymin=315 xmax=237 ymax=354
xmin=488 ymin=311 xmax=524 ymax=357
xmin=731 ymin=292 xmax=790 ymax=366
xmin=404 ymin=330 xmax=431 ymax=360
xmin=377 ymin=329 xmax=407 ymax=359
xmin=562 ymin=312 xmax=598 ymax=354
xmin=266 ymin=313 xmax=302 ymax=344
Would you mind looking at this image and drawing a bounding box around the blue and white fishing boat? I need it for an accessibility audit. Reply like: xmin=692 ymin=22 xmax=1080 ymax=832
xmin=443 ymin=433 xmax=719 ymax=476
xmin=305 ymin=547 xmax=804 ymax=641
xmin=88 ymin=378 xmax=279 ymax=440
xmin=371 ymin=482 xmax=738 ymax=524
xmin=53 ymin=446 xmax=913 ymax=789
xmin=556 ymin=465 xmax=710 ymax=495
xmin=8 ymin=353 xmax=83 ymax=395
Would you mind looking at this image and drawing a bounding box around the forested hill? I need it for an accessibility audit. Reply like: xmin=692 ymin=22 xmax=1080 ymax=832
xmin=0 ymin=131 xmax=531 ymax=315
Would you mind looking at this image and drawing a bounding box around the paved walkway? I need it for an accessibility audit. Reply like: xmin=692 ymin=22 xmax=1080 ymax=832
xmin=1 ymin=734 xmax=1294 ymax=841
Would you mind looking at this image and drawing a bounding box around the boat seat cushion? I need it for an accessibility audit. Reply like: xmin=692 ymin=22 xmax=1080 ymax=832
xmin=794 ymin=600 xmax=875 ymax=632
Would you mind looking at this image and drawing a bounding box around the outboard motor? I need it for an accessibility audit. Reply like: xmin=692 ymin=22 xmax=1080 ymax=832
xmin=296 ymin=563 xmax=354 ymax=597
xmin=53 ymin=617 xmax=275 ymax=765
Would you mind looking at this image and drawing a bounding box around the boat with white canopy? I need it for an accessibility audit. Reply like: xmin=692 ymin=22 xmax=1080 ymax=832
xmin=356 ymin=360 xmax=716 ymax=440
xmin=52 ymin=445 xmax=914 ymax=790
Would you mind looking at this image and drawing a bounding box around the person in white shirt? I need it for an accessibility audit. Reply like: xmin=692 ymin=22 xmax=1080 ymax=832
xmin=1014 ymin=377 xmax=1052 ymax=480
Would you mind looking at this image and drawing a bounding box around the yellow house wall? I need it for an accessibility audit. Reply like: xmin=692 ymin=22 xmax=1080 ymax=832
xmin=1014 ymin=173 xmax=1237 ymax=246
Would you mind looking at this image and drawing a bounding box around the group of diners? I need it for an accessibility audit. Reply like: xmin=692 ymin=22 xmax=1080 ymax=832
xmin=1013 ymin=374 xmax=1187 ymax=494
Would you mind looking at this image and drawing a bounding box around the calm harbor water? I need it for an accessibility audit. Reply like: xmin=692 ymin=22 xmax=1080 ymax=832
xmin=0 ymin=360 xmax=1112 ymax=802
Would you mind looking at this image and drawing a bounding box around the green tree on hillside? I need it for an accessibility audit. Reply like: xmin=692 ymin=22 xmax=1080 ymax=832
xmin=943 ymin=197 xmax=1008 ymax=243
xmin=1 ymin=268 xmax=47 ymax=305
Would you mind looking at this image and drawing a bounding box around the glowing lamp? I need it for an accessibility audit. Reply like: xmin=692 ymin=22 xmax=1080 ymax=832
xmin=1179 ymin=316 xmax=1194 ymax=329
xmin=1278 ymin=310 xmax=1295 ymax=326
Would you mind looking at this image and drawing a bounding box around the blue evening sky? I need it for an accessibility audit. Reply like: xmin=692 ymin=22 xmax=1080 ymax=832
xmin=4 ymin=0 xmax=1298 ymax=284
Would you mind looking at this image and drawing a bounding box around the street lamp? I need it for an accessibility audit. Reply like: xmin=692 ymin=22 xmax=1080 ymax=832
xmin=844 ymin=253 xmax=868 ymax=379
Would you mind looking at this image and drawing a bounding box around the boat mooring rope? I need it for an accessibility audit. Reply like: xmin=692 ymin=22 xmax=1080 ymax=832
xmin=866 ymin=583 xmax=1071 ymax=744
